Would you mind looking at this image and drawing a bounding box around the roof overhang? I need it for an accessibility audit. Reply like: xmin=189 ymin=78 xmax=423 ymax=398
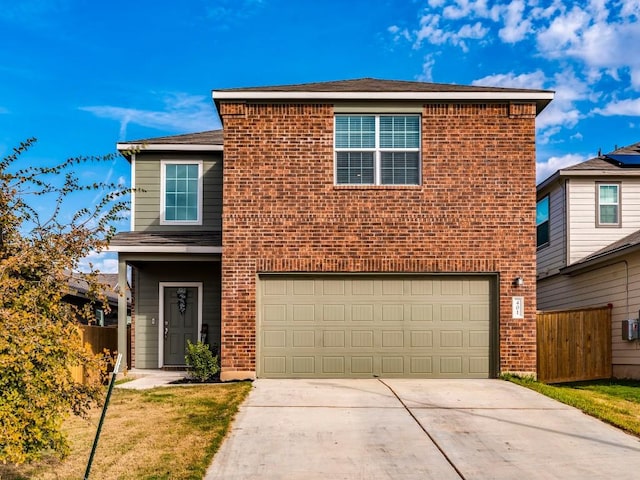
xmin=212 ymin=90 xmax=554 ymax=115
xmin=560 ymin=244 xmax=640 ymax=275
xmin=116 ymin=143 xmax=223 ymax=152
xmin=106 ymin=245 xmax=222 ymax=254
xmin=537 ymin=168 xmax=640 ymax=194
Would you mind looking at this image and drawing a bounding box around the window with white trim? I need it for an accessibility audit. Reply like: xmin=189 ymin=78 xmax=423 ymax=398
xmin=335 ymin=115 xmax=421 ymax=185
xmin=160 ymin=160 xmax=203 ymax=225
xmin=597 ymin=183 xmax=620 ymax=227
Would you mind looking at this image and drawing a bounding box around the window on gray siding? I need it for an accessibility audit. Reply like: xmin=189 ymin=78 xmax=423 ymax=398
xmin=537 ymin=196 xmax=549 ymax=248
xmin=597 ymin=183 xmax=620 ymax=227
xmin=335 ymin=115 xmax=420 ymax=185
xmin=161 ymin=161 xmax=203 ymax=225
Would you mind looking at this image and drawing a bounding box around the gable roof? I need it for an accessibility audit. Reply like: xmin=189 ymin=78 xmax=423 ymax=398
xmin=212 ymin=77 xmax=554 ymax=115
xmin=117 ymin=130 xmax=223 ymax=160
xmin=537 ymin=140 xmax=640 ymax=192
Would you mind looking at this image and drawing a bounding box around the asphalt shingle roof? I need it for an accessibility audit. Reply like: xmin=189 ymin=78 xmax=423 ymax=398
xmin=214 ymin=77 xmax=551 ymax=94
xmin=124 ymin=129 xmax=223 ymax=146
xmin=109 ymin=231 xmax=222 ymax=248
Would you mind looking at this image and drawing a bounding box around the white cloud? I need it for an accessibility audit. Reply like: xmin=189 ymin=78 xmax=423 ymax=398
xmin=593 ymin=97 xmax=640 ymax=116
xmin=473 ymin=70 xmax=546 ymax=89
xmin=417 ymin=54 xmax=436 ymax=82
xmin=537 ymin=153 xmax=586 ymax=184
xmin=498 ymin=0 xmax=531 ymax=43
xmin=81 ymin=92 xmax=219 ymax=140
xmin=473 ymin=68 xmax=588 ymax=138
xmin=78 ymin=250 xmax=118 ymax=274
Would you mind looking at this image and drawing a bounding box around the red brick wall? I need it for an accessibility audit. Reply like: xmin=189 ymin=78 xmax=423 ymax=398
xmin=220 ymin=101 xmax=537 ymax=376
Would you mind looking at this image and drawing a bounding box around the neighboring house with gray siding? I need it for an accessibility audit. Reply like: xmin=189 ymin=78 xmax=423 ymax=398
xmin=537 ymin=142 xmax=640 ymax=378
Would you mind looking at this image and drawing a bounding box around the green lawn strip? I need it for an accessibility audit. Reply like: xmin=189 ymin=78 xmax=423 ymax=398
xmin=504 ymin=375 xmax=640 ymax=437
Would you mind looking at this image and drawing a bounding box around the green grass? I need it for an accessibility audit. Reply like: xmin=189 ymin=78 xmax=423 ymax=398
xmin=504 ymin=375 xmax=640 ymax=437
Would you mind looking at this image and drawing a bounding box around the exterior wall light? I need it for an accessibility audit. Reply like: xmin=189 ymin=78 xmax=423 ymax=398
xmin=513 ymin=277 xmax=524 ymax=287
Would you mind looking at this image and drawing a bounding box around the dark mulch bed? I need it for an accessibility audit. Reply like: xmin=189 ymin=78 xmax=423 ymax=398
xmin=169 ymin=374 xmax=222 ymax=384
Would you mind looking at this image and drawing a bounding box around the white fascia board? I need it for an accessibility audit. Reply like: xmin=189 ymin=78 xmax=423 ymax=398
xmin=106 ymin=245 xmax=222 ymax=254
xmin=116 ymin=143 xmax=223 ymax=152
xmin=212 ymin=90 xmax=554 ymax=102
xmin=557 ymin=170 xmax=640 ymax=177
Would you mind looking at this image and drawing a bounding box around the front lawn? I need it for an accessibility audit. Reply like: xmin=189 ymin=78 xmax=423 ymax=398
xmin=0 ymin=382 xmax=252 ymax=480
xmin=505 ymin=375 xmax=640 ymax=437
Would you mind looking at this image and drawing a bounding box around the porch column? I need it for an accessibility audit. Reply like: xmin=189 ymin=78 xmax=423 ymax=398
xmin=117 ymin=257 xmax=128 ymax=371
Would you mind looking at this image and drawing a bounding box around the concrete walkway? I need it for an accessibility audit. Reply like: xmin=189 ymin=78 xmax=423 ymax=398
xmin=205 ymin=378 xmax=640 ymax=480
xmin=115 ymin=369 xmax=186 ymax=390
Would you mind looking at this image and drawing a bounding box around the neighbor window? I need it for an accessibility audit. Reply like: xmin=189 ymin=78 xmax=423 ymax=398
xmin=335 ymin=115 xmax=421 ymax=185
xmin=597 ymin=183 xmax=620 ymax=227
xmin=161 ymin=160 xmax=203 ymax=224
xmin=537 ymin=196 xmax=550 ymax=248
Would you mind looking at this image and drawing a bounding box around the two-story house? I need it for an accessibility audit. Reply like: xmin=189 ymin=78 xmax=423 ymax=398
xmin=537 ymin=142 xmax=640 ymax=378
xmin=110 ymin=78 xmax=553 ymax=380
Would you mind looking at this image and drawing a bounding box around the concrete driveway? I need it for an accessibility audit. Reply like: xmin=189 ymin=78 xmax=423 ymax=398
xmin=205 ymin=379 xmax=640 ymax=479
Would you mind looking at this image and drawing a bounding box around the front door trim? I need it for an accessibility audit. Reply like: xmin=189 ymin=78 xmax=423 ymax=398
xmin=158 ymin=282 xmax=203 ymax=368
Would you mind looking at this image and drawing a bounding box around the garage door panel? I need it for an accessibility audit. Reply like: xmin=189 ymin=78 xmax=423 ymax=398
xmin=351 ymin=330 xmax=374 ymax=348
xmin=293 ymin=330 xmax=315 ymax=348
xmin=323 ymin=304 xmax=345 ymax=321
xmin=259 ymin=276 xmax=493 ymax=378
xmin=352 ymin=356 xmax=373 ymax=374
xmin=292 ymin=356 xmax=314 ymax=374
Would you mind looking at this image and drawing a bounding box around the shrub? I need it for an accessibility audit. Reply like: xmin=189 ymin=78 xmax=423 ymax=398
xmin=185 ymin=341 xmax=219 ymax=382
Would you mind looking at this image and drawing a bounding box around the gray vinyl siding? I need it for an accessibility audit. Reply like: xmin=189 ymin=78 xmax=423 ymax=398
xmin=537 ymin=182 xmax=566 ymax=279
xmin=133 ymin=261 xmax=221 ymax=368
xmin=134 ymin=152 xmax=222 ymax=232
xmin=568 ymin=178 xmax=640 ymax=264
xmin=537 ymin=253 xmax=640 ymax=374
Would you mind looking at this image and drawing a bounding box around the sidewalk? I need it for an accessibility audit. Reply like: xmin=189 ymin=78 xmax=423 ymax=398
xmin=116 ymin=369 xmax=186 ymax=390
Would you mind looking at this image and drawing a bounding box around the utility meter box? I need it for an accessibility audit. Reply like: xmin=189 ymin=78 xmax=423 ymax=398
xmin=622 ymin=319 xmax=639 ymax=341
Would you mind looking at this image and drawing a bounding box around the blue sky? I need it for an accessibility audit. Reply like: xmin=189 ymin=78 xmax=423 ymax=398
xmin=1 ymin=0 xmax=639 ymax=271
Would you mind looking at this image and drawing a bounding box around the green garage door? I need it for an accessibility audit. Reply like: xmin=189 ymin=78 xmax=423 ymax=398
xmin=257 ymin=275 xmax=495 ymax=378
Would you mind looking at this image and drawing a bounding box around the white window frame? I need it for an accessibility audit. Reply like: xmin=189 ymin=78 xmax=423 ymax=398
xmin=160 ymin=159 xmax=203 ymax=225
xmin=596 ymin=182 xmax=621 ymax=227
xmin=334 ymin=114 xmax=421 ymax=186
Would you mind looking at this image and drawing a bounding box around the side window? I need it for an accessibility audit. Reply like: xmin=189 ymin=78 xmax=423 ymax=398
xmin=537 ymin=196 xmax=550 ymax=248
xmin=161 ymin=160 xmax=203 ymax=225
xmin=597 ymin=183 xmax=620 ymax=227
xmin=335 ymin=115 xmax=421 ymax=185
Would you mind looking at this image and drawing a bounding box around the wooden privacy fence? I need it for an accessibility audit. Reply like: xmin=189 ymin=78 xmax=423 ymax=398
xmin=537 ymin=306 xmax=612 ymax=383
xmin=71 ymin=325 xmax=128 ymax=384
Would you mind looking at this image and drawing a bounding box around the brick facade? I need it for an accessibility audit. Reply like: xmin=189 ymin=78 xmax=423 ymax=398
xmin=220 ymin=101 xmax=537 ymax=377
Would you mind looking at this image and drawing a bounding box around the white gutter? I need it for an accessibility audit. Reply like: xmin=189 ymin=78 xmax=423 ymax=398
xmin=212 ymin=91 xmax=554 ymax=102
xmin=116 ymin=144 xmax=223 ymax=152
xmin=106 ymin=245 xmax=222 ymax=254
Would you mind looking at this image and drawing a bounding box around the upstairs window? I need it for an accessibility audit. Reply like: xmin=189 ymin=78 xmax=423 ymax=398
xmin=161 ymin=160 xmax=203 ymax=225
xmin=536 ymin=196 xmax=550 ymax=248
xmin=335 ymin=115 xmax=421 ymax=185
xmin=597 ymin=183 xmax=620 ymax=227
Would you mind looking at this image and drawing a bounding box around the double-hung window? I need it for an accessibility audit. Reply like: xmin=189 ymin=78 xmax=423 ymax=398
xmin=161 ymin=160 xmax=203 ymax=225
xmin=597 ymin=183 xmax=620 ymax=227
xmin=335 ymin=115 xmax=421 ymax=185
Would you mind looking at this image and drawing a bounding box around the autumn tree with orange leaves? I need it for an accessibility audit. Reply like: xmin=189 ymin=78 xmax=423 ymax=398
xmin=0 ymin=138 xmax=129 ymax=464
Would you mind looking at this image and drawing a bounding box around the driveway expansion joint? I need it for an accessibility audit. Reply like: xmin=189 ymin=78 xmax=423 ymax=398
xmin=378 ymin=379 xmax=466 ymax=480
